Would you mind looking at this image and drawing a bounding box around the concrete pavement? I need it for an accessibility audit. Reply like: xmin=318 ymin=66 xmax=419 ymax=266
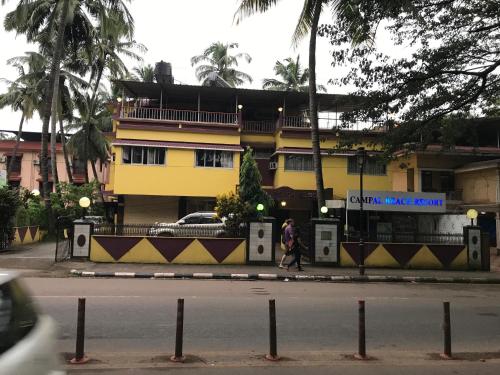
xmin=2 ymin=240 xmax=500 ymax=283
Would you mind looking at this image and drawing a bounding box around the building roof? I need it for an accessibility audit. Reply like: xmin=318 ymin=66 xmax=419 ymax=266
xmin=0 ymin=140 xmax=63 ymax=152
xmin=0 ymin=130 xmax=64 ymax=142
xmin=115 ymin=80 xmax=363 ymax=113
xmin=454 ymin=158 xmax=500 ymax=174
xmin=393 ymin=144 xmax=500 ymax=158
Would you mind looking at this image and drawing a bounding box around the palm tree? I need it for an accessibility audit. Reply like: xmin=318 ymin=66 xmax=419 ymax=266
xmin=263 ymin=55 xmax=326 ymax=92
xmin=0 ymin=62 xmax=40 ymax=180
xmin=236 ymin=0 xmax=330 ymax=212
xmin=133 ymin=64 xmax=155 ymax=83
xmin=80 ymin=11 xmax=144 ymax=187
xmin=67 ymin=91 xmax=111 ymax=202
xmin=8 ymin=51 xmax=88 ymax=184
xmin=2 ymin=0 xmax=135 ymax=231
xmin=191 ymin=42 xmax=252 ymax=87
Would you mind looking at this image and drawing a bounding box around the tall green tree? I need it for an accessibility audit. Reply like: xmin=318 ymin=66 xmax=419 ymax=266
xmin=320 ymin=0 xmax=500 ymax=154
xmin=8 ymin=51 xmax=88 ymax=183
xmin=263 ymin=55 xmax=326 ymax=92
xmin=2 ymin=0 xmax=136 ymax=231
xmin=191 ymin=42 xmax=252 ymax=87
xmin=239 ymin=148 xmax=272 ymax=214
xmin=67 ymin=91 xmax=111 ymax=202
xmin=236 ymin=0 xmax=330 ymax=213
xmin=0 ymin=58 xmax=41 ymax=180
xmin=133 ymin=64 xmax=155 ymax=83
xmin=80 ymin=9 xmax=144 ymax=186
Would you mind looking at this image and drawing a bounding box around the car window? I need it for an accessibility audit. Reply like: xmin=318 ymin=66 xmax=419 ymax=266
xmin=200 ymin=216 xmax=222 ymax=224
xmin=0 ymin=279 xmax=38 ymax=355
xmin=183 ymin=215 xmax=200 ymax=224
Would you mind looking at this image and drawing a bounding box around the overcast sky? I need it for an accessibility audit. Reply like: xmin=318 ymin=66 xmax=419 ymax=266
xmin=0 ymin=0 xmax=395 ymax=133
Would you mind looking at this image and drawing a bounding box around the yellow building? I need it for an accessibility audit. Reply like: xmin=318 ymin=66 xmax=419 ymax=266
xmin=105 ymin=79 xmax=391 ymax=225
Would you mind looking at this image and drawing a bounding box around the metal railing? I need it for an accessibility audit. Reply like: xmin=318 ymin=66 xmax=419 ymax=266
xmin=0 ymin=228 xmax=11 ymax=251
xmin=282 ymin=115 xmax=384 ymax=131
xmin=122 ymin=106 xmax=238 ymax=125
xmin=241 ymin=120 xmax=276 ymax=134
xmin=93 ymin=224 xmax=152 ymax=236
xmin=347 ymin=231 xmax=464 ymax=244
xmin=93 ymin=223 xmax=240 ymax=238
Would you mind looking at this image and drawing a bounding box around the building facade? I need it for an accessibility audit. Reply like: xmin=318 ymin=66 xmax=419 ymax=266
xmin=0 ymin=132 xmax=107 ymax=192
xmin=104 ymin=81 xmax=392 ymax=226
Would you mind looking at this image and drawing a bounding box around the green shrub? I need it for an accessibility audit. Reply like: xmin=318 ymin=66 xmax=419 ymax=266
xmin=215 ymin=192 xmax=252 ymax=237
xmin=15 ymin=206 xmax=30 ymax=227
xmin=0 ymin=187 xmax=21 ymax=247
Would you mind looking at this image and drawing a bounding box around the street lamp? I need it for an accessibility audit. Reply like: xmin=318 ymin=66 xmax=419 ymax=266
xmin=256 ymin=203 xmax=264 ymax=212
xmin=466 ymin=209 xmax=478 ymax=226
xmin=280 ymin=200 xmax=287 ymax=207
xmin=79 ymin=196 xmax=91 ymax=219
xmin=357 ymin=147 xmax=367 ymax=276
xmin=320 ymin=206 xmax=328 ymax=216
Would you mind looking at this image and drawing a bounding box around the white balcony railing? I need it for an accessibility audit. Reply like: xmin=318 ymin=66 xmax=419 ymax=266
xmin=122 ymin=106 xmax=239 ymax=125
xmin=241 ymin=120 xmax=276 ymax=134
xmin=282 ymin=115 xmax=385 ymax=131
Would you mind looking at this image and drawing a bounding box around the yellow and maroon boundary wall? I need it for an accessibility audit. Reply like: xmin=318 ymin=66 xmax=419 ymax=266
xmin=12 ymin=226 xmax=41 ymax=245
xmin=90 ymin=235 xmax=246 ymax=264
xmin=340 ymin=242 xmax=467 ymax=270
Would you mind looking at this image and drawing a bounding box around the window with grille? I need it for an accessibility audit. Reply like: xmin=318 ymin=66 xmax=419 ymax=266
xmin=122 ymin=146 xmax=166 ymax=165
xmin=347 ymin=156 xmax=386 ymax=175
xmin=195 ymin=150 xmax=233 ymax=168
xmin=284 ymin=154 xmax=314 ymax=171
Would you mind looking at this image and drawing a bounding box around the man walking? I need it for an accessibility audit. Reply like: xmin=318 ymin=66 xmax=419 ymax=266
xmin=287 ymin=224 xmax=307 ymax=272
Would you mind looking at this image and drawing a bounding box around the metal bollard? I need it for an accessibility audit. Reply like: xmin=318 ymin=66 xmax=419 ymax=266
xmin=441 ymin=301 xmax=452 ymax=359
xmin=70 ymin=298 xmax=89 ymax=364
xmin=170 ymin=298 xmax=186 ymax=362
xmin=354 ymin=300 xmax=368 ymax=360
xmin=265 ymin=299 xmax=280 ymax=361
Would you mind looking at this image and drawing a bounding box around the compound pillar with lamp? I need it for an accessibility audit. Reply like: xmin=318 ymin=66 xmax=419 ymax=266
xmin=464 ymin=209 xmax=489 ymax=271
xmin=246 ymin=204 xmax=276 ymax=264
xmin=72 ymin=197 xmax=93 ymax=258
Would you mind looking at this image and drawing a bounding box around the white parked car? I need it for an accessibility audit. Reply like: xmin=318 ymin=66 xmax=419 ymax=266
xmin=149 ymin=212 xmax=226 ymax=237
xmin=0 ymin=271 xmax=65 ymax=375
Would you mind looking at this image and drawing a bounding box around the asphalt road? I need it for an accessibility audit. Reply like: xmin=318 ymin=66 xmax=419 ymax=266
xmin=22 ymin=277 xmax=500 ymax=356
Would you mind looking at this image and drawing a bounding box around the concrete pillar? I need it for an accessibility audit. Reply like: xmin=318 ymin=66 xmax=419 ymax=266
xmin=496 ymin=212 xmax=500 ymax=255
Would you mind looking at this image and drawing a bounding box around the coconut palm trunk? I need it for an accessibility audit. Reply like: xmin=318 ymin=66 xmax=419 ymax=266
xmin=39 ymin=0 xmax=70 ymax=232
xmin=84 ymin=63 xmax=106 ymax=185
xmin=308 ymin=0 xmax=326 ymax=213
xmin=90 ymin=159 xmax=105 ymax=203
xmin=7 ymin=113 xmax=25 ymax=180
xmin=50 ymin=74 xmax=60 ymax=188
xmin=59 ymin=118 xmax=73 ymax=183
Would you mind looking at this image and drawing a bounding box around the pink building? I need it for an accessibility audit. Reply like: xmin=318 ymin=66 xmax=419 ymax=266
xmin=0 ymin=132 xmax=108 ymax=192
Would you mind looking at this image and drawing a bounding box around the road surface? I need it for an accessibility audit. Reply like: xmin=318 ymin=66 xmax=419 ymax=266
xmin=23 ymin=277 xmax=500 ymax=355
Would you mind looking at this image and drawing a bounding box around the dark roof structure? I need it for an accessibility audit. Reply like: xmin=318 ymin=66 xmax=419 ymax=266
xmin=114 ymin=80 xmax=364 ymax=112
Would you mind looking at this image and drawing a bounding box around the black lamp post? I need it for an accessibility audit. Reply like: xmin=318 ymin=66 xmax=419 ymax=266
xmin=357 ymin=147 xmax=366 ymax=276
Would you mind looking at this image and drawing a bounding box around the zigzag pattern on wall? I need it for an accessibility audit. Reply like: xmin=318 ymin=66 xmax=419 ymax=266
xmin=12 ymin=226 xmax=41 ymax=245
xmin=90 ymin=235 xmax=246 ymax=264
xmin=340 ymin=242 xmax=468 ymax=270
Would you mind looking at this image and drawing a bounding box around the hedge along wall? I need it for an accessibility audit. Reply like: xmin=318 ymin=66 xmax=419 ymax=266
xmin=90 ymin=235 xmax=246 ymax=264
xmin=12 ymin=226 xmax=41 ymax=245
xmin=340 ymin=242 xmax=467 ymax=270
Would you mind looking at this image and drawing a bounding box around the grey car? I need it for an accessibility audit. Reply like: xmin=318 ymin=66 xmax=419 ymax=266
xmin=149 ymin=212 xmax=226 ymax=237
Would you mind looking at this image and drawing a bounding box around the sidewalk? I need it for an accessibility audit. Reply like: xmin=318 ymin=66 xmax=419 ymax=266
xmin=2 ymin=241 xmax=500 ymax=283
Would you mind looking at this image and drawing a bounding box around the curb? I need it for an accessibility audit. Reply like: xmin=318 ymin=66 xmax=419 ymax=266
xmin=69 ymin=270 xmax=500 ymax=284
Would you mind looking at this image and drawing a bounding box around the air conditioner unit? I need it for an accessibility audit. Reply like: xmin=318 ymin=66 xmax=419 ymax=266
xmin=33 ymin=160 xmax=40 ymax=166
xmin=269 ymin=161 xmax=278 ymax=170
